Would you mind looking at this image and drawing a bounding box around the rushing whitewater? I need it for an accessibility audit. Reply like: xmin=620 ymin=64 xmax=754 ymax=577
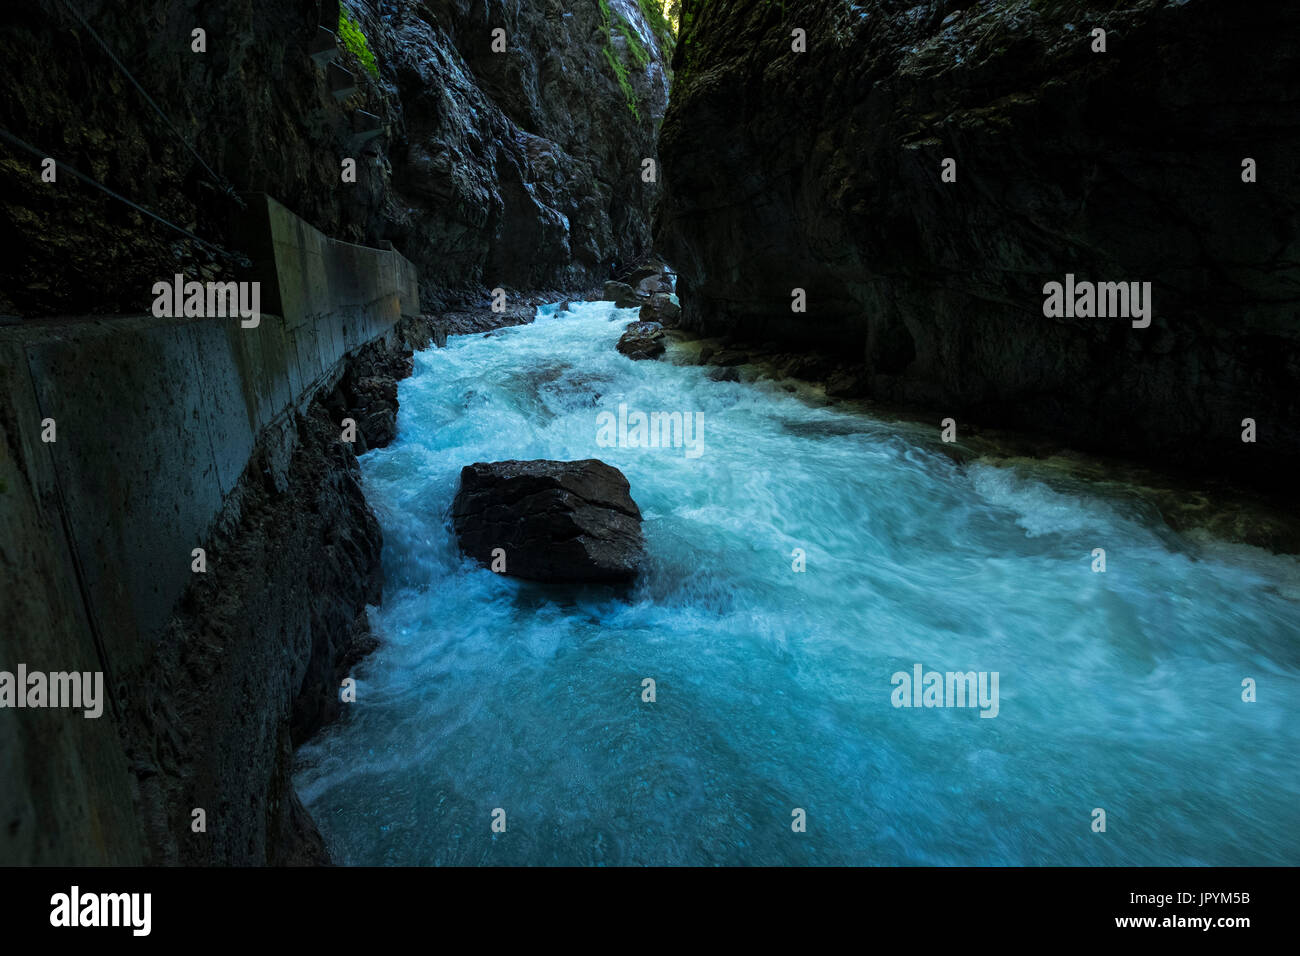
xmin=295 ymin=301 xmax=1300 ymax=866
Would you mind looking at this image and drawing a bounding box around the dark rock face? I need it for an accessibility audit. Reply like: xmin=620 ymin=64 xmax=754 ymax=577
xmin=0 ymin=0 xmax=672 ymax=866
xmin=376 ymin=0 xmax=672 ymax=305
xmin=617 ymin=320 xmax=667 ymax=360
xmin=452 ymin=460 xmax=644 ymax=582
xmin=0 ymin=0 xmax=671 ymax=315
xmin=628 ymin=264 xmax=663 ymax=288
xmin=657 ymin=0 xmax=1300 ymax=490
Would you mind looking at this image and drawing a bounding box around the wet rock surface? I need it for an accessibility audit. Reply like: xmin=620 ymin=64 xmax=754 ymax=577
xmin=604 ymin=259 xmax=679 ymax=319
xmin=639 ymin=292 xmax=681 ymax=327
xmin=617 ymin=320 xmax=667 ymax=360
xmin=452 ymin=459 xmax=644 ymax=582
xmin=377 ymin=0 xmax=672 ymax=304
xmin=603 ymin=280 xmax=645 ymax=309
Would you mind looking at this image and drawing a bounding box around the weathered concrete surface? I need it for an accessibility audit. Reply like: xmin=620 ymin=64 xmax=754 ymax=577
xmin=0 ymin=344 xmax=147 ymax=865
xmin=4 ymin=195 xmax=418 ymax=677
xmin=0 ymin=198 xmax=418 ymax=865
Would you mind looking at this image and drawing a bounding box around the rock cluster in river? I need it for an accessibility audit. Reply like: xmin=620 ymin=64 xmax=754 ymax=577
xmin=657 ymin=0 xmax=1300 ymax=491
xmin=452 ymin=459 xmax=644 ymax=583
xmin=603 ymin=258 xmax=681 ymax=327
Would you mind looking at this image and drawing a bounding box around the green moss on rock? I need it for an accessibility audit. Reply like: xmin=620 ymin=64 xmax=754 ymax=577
xmin=339 ymin=11 xmax=379 ymax=78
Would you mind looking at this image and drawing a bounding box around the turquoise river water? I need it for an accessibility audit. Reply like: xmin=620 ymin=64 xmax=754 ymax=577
xmin=295 ymin=301 xmax=1300 ymax=866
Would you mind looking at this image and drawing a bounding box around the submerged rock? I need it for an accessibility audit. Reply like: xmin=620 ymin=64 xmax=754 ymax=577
xmin=451 ymin=459 xmax=644 ymax=582
xmin=616 ymin=320 xmax=667 ymax=360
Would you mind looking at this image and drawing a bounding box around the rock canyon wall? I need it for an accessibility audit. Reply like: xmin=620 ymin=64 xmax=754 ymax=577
xmin=1 ymin=0 xmax=671 ymax=315
xmin=656 ymin=0 xmax=1299 ymax=491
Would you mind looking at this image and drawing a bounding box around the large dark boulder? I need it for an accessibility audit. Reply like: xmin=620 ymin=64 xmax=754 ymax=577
xmin=451 ymin=460 xmax=644 ymax=582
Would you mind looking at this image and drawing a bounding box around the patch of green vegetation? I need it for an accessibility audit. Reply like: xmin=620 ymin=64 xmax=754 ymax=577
xmin=603 ymin=45 xmax=640 ymax=120
xmin=675 ymin=0 xmax=794 ymax=89
xmin=675 ymin=0 xmax=706 ymax=86
xmin=618 ymin=19 xmax=651 ymax=68
xmin=638 ymin=0 xmax=678 ymax=47
xmin=597 ymin=1 xmax=681 ymax=119
xmin=679 ymin=0 xmax=709 ymax=47
xmin=664 ymin=1 xmax=682 ymax=33
xmin=600 ymin=0 xmax=645 ymax=121
xmin=339 ymin=10 xmax=379 ymax=78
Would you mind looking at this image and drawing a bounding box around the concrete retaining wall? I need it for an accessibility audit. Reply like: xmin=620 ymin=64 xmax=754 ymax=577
xmin=0 ymin=195 xmax=419 ymax=863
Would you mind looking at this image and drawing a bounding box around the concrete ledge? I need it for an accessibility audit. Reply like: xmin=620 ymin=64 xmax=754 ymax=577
xmin=0 ymin=197 xmax=419 ymax=864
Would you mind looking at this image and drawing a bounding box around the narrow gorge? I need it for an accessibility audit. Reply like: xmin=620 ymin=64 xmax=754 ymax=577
xmin=1 ymin=0 xmax=1297 ymax=872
